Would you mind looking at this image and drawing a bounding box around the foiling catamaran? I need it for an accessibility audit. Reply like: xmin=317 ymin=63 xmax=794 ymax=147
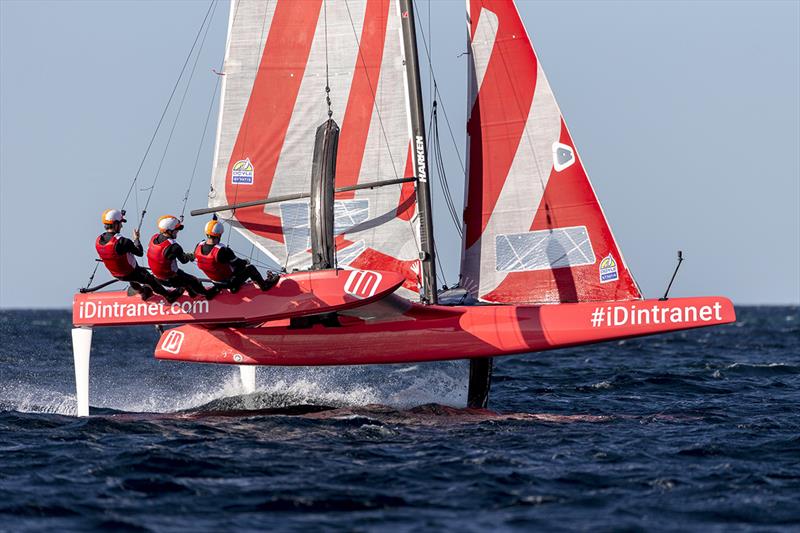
xmin=71 ymin=0 xmax=735 ymax=416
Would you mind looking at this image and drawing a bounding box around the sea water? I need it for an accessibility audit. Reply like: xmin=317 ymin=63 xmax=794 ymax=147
xmin=1 ymin=307 xmax=798 ymax=531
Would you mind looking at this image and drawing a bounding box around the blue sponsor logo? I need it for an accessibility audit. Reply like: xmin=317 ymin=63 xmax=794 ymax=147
xmin=231 ymin=158 xmax=254 ymax=185
xmin=599 ymin=254 xmax=619 ymax=283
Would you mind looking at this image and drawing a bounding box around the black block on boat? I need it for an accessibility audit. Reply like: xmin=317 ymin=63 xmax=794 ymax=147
xmin=468 ymin=357 xmax=494 ymax=409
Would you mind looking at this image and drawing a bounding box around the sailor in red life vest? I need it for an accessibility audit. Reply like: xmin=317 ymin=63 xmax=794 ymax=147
xmin=195 ymin=218 xmax=280 ymax=293
xmin=147 ymin=215 xmax=218 ymax=299
xmin=95 ymin=209 xmax=183 ymax=302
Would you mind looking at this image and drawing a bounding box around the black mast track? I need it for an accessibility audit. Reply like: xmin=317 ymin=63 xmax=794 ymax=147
xmin=399 ymin=0 xmax=437 ymax=305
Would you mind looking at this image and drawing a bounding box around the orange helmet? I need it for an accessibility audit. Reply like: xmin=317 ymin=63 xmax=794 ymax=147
xmin=204 ymin=219 xmax=224 ymax=237
xmin=101 ymin=209 xmax=126 ymax=225
xmin=157 ymin=215 xmax=184 ymax=233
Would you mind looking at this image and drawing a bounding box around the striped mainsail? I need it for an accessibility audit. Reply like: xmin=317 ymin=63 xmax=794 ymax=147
xmin=209 ymin=0 xmax=422 ymax=297
xmin=461 ymin=0 xmax=642 ymax=304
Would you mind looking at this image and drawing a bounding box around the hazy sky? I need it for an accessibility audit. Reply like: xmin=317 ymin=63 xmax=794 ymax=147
xmin=1 ymin=0 xmax=798 ymax=308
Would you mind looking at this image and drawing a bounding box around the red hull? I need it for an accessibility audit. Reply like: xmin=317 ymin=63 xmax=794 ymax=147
xmin=154 ymin=296 xmax=736 ymax=365
xmin=73 ymin=269 xmax=404 ymax=327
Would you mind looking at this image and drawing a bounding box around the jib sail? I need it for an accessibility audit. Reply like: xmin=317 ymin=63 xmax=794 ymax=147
xmin=460 ymin=0 xmax=642 ymax=304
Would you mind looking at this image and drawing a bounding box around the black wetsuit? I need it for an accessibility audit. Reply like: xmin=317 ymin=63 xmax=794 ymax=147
xmin=197 ymin=243 xmax=276 ymax=292
xmin=97 ymin=232 xmax=175 ymax=298
xmin=152 ymin=234 xmax=214 ymax=298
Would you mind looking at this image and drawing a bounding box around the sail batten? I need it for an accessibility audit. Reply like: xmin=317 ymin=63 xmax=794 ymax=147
xmin=461 ymin=0 xmax=641 ymax=304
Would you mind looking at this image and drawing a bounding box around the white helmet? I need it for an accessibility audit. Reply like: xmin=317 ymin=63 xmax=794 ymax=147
xmin=157 ymin=215 xmax=184 ymax=234
xmin=101 ymin=209 xmax=126 ymax=225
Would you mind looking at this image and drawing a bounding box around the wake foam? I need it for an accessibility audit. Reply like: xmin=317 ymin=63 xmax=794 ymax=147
xmin=1 ymin=362 xmax=469 ymax=416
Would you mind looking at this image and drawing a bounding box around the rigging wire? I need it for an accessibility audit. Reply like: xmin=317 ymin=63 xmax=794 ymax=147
xmin=88 ymin=0 xmax=215 ymax=285
xmin=323 ymin=0 xmax=333 ymax=118
xmin=430 ymin=102 xmax=463 ymax=237
xmin=82 ymin=261 xmax=101 ymax=291
xmin=228 ymin=0 xmax=271 ymax=246
xmin=180 ymin=60 xmax=223 ymax=220
xmin=411 ymin=0 xmax=466 ymax=176
xmin=137 ymin=0 xmax=219 ymax=232
xmin=433 ymin=242 xmax=448 ymax=288
xmin=121 ymin=0 xmax=216 ymax=213
xmin=342 ymin=0 xmax=400 ymax=180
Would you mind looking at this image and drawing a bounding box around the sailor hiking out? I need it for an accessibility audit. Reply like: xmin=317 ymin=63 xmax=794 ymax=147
xmin=147 ymin=215 xmax=218 ymax=299
xmin=95 ymin=209 xmax=183 ymax=303
xmin=194 ymin=219 xmax=279 ymax=293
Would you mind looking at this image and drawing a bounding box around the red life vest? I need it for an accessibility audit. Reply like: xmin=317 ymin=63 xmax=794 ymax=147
xmin=194 ymin=242 xmax=234 ymax=282
xmin=95 ymin=233 xmax=136 ymax=278
xmin=147 ymin=234 xmax=178 ymax=280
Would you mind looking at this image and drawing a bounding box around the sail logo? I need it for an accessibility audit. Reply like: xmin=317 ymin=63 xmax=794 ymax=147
xmin=161 ymin=330 xmax=184 ymax=354
xmin=599 ymin=254 xmax=619 ymax=283
xmin=231 ymin=158 xmax=254 ymax=185
xmin=552 ymin=142 xmax=575 ymax=172
xmin=344 ymin=270 xmax=383 ymax=299
xmin=415 ymin=136 xmax=427 ymax=182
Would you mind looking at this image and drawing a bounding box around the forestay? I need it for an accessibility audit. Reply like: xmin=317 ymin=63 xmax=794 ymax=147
xmin=461 ymin=0 xmax=642 ymax=304
xmin=209 ymin=0 xmax=422 ymax=297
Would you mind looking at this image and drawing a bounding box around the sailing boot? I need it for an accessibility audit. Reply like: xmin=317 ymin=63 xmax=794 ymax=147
xmin=128 ymin=283 xmax=153 ymax=301
xmin=138 ymin=286 xmax=154 ymax=301
xmin=204 ymin=286 xmax=220 ymax=301
xmin=165 ymin=288 xmax=184 ymax=304
xmin=257 ymin=272 xmax=280 ymax=291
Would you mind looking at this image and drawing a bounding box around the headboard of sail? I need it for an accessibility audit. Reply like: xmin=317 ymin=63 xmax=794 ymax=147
xmin=209 ymin=0 xmax=422 ymax=298
xmin=461 ymin=0 xmax=642 ymax=304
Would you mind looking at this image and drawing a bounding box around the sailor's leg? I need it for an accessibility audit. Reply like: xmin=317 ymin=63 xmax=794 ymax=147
xmin=244 ymin=265 xmax=266 ymax=285
xmin=224 ymin=266 xmax=249 ymax=293
xmin=239 ymin=365 xmax=256 ymax=394
xmin=127 ymin=268 xmax=173 ymax=298
xmin=175 ymin=270 xmax=215 ymax=298
xmin=71 ymin=327 xmax=92 ymax=417
xmin=244 ymin=265 xmax=278 ymax=291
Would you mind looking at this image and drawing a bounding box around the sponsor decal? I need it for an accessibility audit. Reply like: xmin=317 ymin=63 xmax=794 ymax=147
xmin=590 ymin=302 xmax=724 ymax=328
xmin=344 ymin=270 xmax=383 ymax=299
xmin=415 ymin=136 xmax=427 ymax=182
xmin=231 ymin=158 xmax=254 ymax=185
xmin=599 ymin=254 xmax=619 ymax=283
xmin=77 ymin=299 xmax=209 ymax=320
xmin=552 ymin=142 xmax=575 ymax=172
xmin=161 ymin=330 xmax=185 ymax=354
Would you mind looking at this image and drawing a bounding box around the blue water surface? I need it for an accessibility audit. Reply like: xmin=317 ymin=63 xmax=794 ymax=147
xmin=1 ymin=307 xmax=798 ymax=531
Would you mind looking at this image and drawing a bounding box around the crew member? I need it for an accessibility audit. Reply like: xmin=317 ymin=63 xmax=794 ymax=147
xmin=195 ymin=218 xmax=279 ymax=293
xmin=95 ymin=209 xmax=182 ymax=302
xmin=147 ymin=215 xmax=218 ymax=299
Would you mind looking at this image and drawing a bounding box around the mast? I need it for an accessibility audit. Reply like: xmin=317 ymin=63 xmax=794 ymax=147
xmin=399 ymin=0 xmax=437 ymax=304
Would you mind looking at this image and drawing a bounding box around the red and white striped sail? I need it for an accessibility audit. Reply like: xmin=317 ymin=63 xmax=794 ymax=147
xmin=461 ymin=0 xmax=641 ymax=304
xmin=210 ymin=0 xmax=421 ymax=297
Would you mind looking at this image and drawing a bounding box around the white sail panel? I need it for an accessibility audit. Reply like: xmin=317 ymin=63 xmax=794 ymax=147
xmin=460 ymin=0 xmax=641 ymax=304
xmin=209 ymin=0 xmax=421 ymax=297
